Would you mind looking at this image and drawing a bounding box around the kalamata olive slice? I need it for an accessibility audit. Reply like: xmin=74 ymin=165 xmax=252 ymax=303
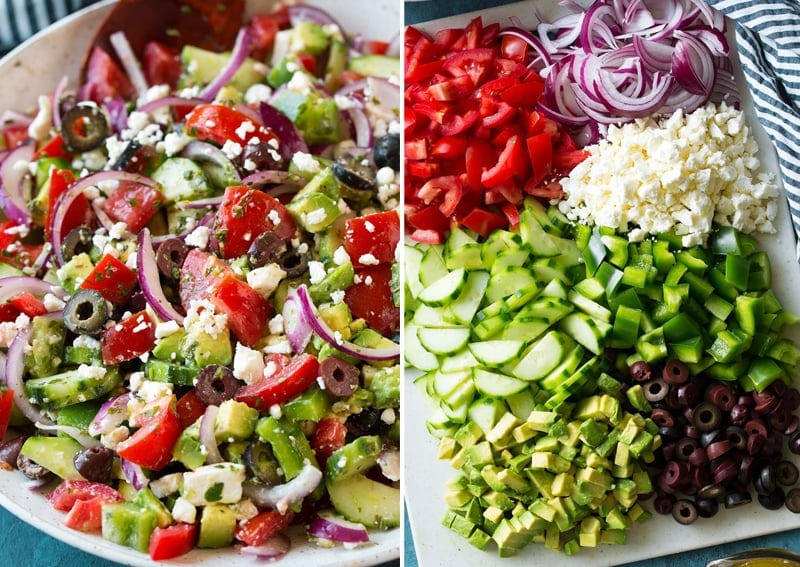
xmin=195 ymin=365 xmax=242 ymax=406
xmin=724 ymin=490 xmax=752 ymax=509
xmin=651 ymin=408 xmax=675 ymax=428
xmin=629 ymin=360 xmax=652 ymax=382
xmin=241 ymin=140 xmax=286 ymax=171
xmin=0 ymin=436 xmax=28 ymax=468
xmin=672 ymin=499 xmax=698 ymax=524
xmin=74 ymin=446 xmax=114 ymax=483
xmin=677 ymin=383 xmax=700 ymax=408
xmin=776 ymin=461 xmax=800 ymax=487
xmin=110 ymin=140 xmax=141 ymax=171
xmin=747 ymin=433 xmax=765 ymax=456
xmin=320 ymin=356 xmax=360 ymax=397
xmin=758 ymin=464 xmax=777 ymax=494
xmin=697 ymin=483 xmax=726 ymax=500
xmin=662 ymin=359 xmax=689 ymax=385
xmin=664 ymin=460 xmax=688 ymax=487
xmin=705 ymin=440 xmax=732 ymax=461
xmin=729 ymin=403 xmax=750 ymax=426
xmin=156 ymin=238 xmax=189 ymax=280
xmin=643 ymin=378 xmax=669 ymax=402
xmin=16 ymin=453 xmax=52 ymax=480
xmin=346 ymin=407 xmax=384 ymax=437
xmin=676 ymin=438 xmax=698 ymax=461
xmin=758 ymin=488 xmax=785 ymax=510
xmin=706 ymin=382 xmax=735 ymax=411
xmin=693 ymin=402 xmax=722 ymax=432
xmin=247 ymin=232 xmax=286 ymax=269
xmin=61 ymin=226 xmax=93 ymax=262
xmin=63 ymin=289 xmax=109 ymax=335
xmin=278 ymin=247 xmax=309 ymax=278
xmin=724 ymin=426 xmax=747 ymax=451
xmin=688 ymin=447 xmax=709 ymax=467
xmin=373 ymin=133 xmax=400 ymax=171
xmin=700 ymin=429 xmax=723 ymax=448
xmin=243 ymin=441 xmax=282 ymax=485
xmin=787 ymin=488 xmax=800 ymax=513
xmin=696 ymin=497 xmax=719 ymax=518
xmin=333 ymin=155 xmax=375 ymax=191
xmin=659 ymin=425 xmax=682 ymax=440
xmin=61 ymin=103 xmax=110 ymax=152
xmin=654 ymin=495 xmax=674 ymax=515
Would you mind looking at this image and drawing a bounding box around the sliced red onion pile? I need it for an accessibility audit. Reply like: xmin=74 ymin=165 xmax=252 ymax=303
xmin=520 ymin=0 xmax=737 ymax=137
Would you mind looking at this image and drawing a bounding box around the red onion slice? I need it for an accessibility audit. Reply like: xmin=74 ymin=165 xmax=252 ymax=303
xmin=88 ymin=393 xmax=131 ymax=436
xmin=242 ymin=463 xmax=322 ymax=514
xmin=5 ymin=325 xmax=55 ymax=426
xmin=259 ymin=102 xmax=309 ymax=160
xmin=51 ymin=75 xmax=69 ymax=130
xmin=241 ymin=169 xmax=296 ymax=187
xmin=308 ymin=514 xmax=370 ymax=544
xmin=295 ymin=285 xmax=399 ymax=361
xmin=240 ymin=533 xmax=291 ymax=560
xmin=347 ymin=107 xmax=372 ymax=148
xmin=121 ymin=457 xmax=149 ymax=490
xmin=671 ymin=31 xmax=715 ymax=97
xmin=282 ymin=288 xmax=313 ymax=354
xmin=0 ymin=143 xmax=35 ymax=225
xmin=0 ymin=276 xmax=66 ymax=304
xmin=199 ymin=405 xmax=223 ymax=465
xmin=199 ymin=26 xmax=252 ymax=102
xmin=179 ymin=140 xmax=241 ymax=184
xmin=288 ymin=4 xmax=344 ymax=34
xmin=377 ymin=447 xmax=400 ymax=482
xmin=137 ymin=96 xmax=205 ymax=114
xmin=137 ymin=228 xmax=185 ymax=324
xmin=109 ymin=31 xmax=148 ymax=96
xmin=498 ymin=27 xmax=553 ymax=69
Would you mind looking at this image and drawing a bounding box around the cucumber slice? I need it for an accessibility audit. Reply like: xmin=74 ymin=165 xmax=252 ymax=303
xmin=468 ymin=340 xmax=525 ymax=367
xmin=539 ymin=345 xmax=585 ymax=389
xmin=404 ymin=323 xmax=438 ymax=372
xmin=511 ymin=331 xmax=575 ymax=381
xmin=433 ymin=369 xmax=472 ymax=399
xmin=411 ymin=304 xmax=458 ymax=328
xmin=568 ymin=289 xmax=613 ymax=323
xmin=445 ymin=226 xmax=483 ymax=271
xmin=501 ymin=317 xmax=550 ymax=342
xmin=327 ymin=474 xmax=400 ymax=529
xmin=418 ymin=327 xmax=470 ymax=355
xmin=485 ymin=266 xmax=539 ymax=303
xmin=442 ymin=378 xmax=476 ymax=414
xmin=449 ymin=271 xmax=489 ymax=325
xmin=558 ymin=312 xmax=612 ymax=355
xmin=473 ymin=368 xmax=529 ymax=397
xmin=404 ymin=245 xmax=425 ymax=299
xmin=467 ymin=398 xmax=507 ymax=436
xmin=418 ymin=268 xmax=468 ymax=307
xmin=419 ymin=247 xmax=448 ymax=287
xmin=440 ymin=348 xmax=479 ymax=373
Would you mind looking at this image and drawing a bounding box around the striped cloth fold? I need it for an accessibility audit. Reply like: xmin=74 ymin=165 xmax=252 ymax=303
xmin=708 ymin=0 xmax=800 ymax=260
xmin=0 ymin=0 xmax=98 ymax=56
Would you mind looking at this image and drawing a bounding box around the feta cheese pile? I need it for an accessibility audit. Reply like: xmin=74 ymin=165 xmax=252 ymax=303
xmin=558 ymin=102 xmax=780 ymax=247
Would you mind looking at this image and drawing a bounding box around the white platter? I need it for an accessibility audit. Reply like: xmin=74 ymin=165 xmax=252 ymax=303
xmin=0 ymin=1 xmax=400 ymax=565
xmin=403 ymin=2 xmax=800 ymax=566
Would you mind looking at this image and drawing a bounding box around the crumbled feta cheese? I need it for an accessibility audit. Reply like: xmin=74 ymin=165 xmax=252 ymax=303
xmin=100 ymin=426 xmax=129 ymax=450
xmin=267 ymin=209 xmax=282 ymax=227
xmin=247 ymin=264 xmax=286 ymax=297
xmin=159 ymin=132 xmax=188 ymax=156
xmin=308 ymin=261 xmax=326 ymax=285
xmin=332 ymin=246 xmax=350 ymax=266
xmin=185 ymin=225 xmax=211 ymax=249
xmin=243 ymin=158 xmax=257 ymax=171
xmin=134 ymin=123 xmax=164 ymax=146
xmin=269 ymin=404 xmax=282 ymax=420
xmin=330 ymin=290 xmax=345 ymax=305
xmin=43 ymin=293 xmax=65 ymax=312
xmin=128 ymin=371 xmax=145 ymax=392
xmin=268 ymin=314 xmax=284 ymax=335
xmin=171 ymin=497 xmax=197 ymax=524
xmin=303 ymin=208 xmax=327 ymax=227
xmin=291 ymin=151 xmax=321 ymax=174
xmin=73 ymin=334 xmax=100 ymax=349
xmin=376 ymin=166 xmax=395 ymax=185
xmin=263 ymin=359 xmax=278 ymax=379
xmin=155 ymin=320 xmax=181 ymax=339
xmin=184 ymin=299 xmax=228 ymax=339
xmin=150 ymin=473 xmax=183 ymax=498
xmin=381 ymin=408 xmax=396 ymax=425
xmin=233 ymin=343 xmax=266 ymax=385
xmin=109 ymin=222 xmax=128 ymax=240
xmin=78 ymin=364 xmax=107 ymax=380
xmin=287 ymin=71 xmax=314 ymax=95
xmin=244 ymin=83 xmax=273 ymax=105
xmin=233 ymin=499 xmax=259 ymax=522
xmin=334 ymin=94 xmax=358 ymax=110
xmin=181 ymin=463 xmax=246 ymax=506
xmin=137 ymin=380 xmax=173 ymax=403
xmin=558 ymin=102 xmax=779 ymax=246
xmin=27 ymin=95 xmax=53 ymax=141
xmin=126 ymin=111 xmax=151 ymax=134
xmin=234 ymin=120 xmax=256 ymax=141
xmin=221 ymin=139 xmax=243 ymax=160
xmin=262 ymin=340 xmax=292 ymax=354
xmin=364 ymin=221 xmax=376 ymax=233
xmin=358 ymin=253 xmax=380 ymax=266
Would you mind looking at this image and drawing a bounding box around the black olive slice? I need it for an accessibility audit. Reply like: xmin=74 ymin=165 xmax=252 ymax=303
xmin=61 ymin=103 xmax=110 ymax=152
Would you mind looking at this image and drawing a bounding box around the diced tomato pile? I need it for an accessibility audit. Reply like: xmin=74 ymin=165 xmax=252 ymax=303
xmin=404 ymin=17 xmax=590 ymax=242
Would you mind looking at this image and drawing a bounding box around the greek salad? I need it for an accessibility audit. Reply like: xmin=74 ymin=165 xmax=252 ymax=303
xmin=0 ymin=1 xmax=400 ymax=562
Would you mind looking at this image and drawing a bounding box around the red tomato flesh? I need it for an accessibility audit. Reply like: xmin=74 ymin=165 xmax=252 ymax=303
xmin=236 ymin=354 xmax=319 ymax=410
xmin=116 ymin=395 xmax=181 ymax=471
xmin=101 ymin=310 xmax=156 ymax=366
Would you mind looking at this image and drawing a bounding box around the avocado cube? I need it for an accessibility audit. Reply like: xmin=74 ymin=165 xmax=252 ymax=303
xmin=482 ymin=490 xmax=514 ymax=511
xmin=464 ymin=441 xmax=494 ymax=468
xmin=551 ymin=472 xmax=574 ymax=497
xmin=290 ymin=21 xmax=329 ymax=55
xmin=134 ymin=487 xmax=173 ymax=528
xmin=173 ymin=422 xmax=206 ymax=470
xmin=444 ymin=487 xmax=471 ymax=508
xmin=605 ymin=506 xmax=628 ymax=530
xmin=326 ymin=435 xmax=382 ymax=480
xmin=528 ymin=499 xmax=556 ymax=522
xmin=437 ymin=437 xmax=457 ymax=460
xmin=25 ymin=316 xmax=67 ymax=379
xmin=283 ymin=385 xmax=331 ymax=423
xmin=448 ymin=513 xmax=476 ymax=538
xmin=601 ymin=529 xmax=627 ymax=545
xmin=454 ymin=421 xmax=484 ymax=447
xmin=57 ymin=252 xmax=94 ymax=294
xmin=579 ymin=516 xmax=602 ymax=547
xmin=198 ymin=504 xmax=237 ymax=548
xmin=184 ymin=326 xmax=232 ymax=367
xmin=214 ymin=399 xmax=258 ymax=443
xmin=102 ymin=503 xmax=158 ymax=553
xmin=497 ymin=468 xmax=530 ymax=494
xmin=467 ymin=528 xmax=492 ymax=550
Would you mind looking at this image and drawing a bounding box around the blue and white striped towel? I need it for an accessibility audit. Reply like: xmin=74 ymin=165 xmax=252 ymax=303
xmin=0 ymin=0 xmax=98 ymax=55
xmin=707 ymin=1 xmax=800 ymax=259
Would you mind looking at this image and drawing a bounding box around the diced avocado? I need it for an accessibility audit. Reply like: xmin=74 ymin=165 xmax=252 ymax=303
xmin=317 ymin=226 xmax=344 ymax=265
xmin=25 ymin=315 xmax=67 ymax=379
xmin=25 ymin=366 xmax=121 ymax=410
xmin=270 ymin=90 xmax=341 ymax=145
xmin=56 ymin=400 xmax=102 ymax=432
xmin=144 ymin=359 xmax=199 ymax=387
xmin=295 ymin=168 xmax=341 ymax=202
xmin=326 ymin=435 xmax=382 ymax=480
xmin=365 ymin=365 xmax=399 ymax=409
xmin=198 ymin=503 xmax=237 ymax=548
xmin=183 ymin=326 xmax=232 ymax=367
xmin=290 ymin=21 xmax=329 ymax=55
xmin=288 ymin=191 xmax=340 ymax=233
xmin=181 ymin=45 xmax=264 ymax=92
xmin=348 ymin=55 xmax=400 ymax=79
xmin=319 ymin=302 xmax=353 ymax=337
xmin=327 ymin=473 xmax=400 ymax=528
xmin=134 ymin=487 xmax=172 ymax=528
xmin=267 ymin=57 xmax=295 ymax=88
xmin=151 ymin=157 xmax=214 ymax=203
xmin=324 ymin=39 xmax=348 ymax=90
xmin=214 ymin=399 xmax=258 ymax=443
xmin=57 ymin=252 xmax=94 ymax=294
xmin=173 ymin=420 xmax=206 ymax=470
xmin=19 ymin=436 xmax=84 ymax=479
xmin=308 ymin=261 xmax=355 ymax=304
xmin=151 ymin=328 xmax=187 ymax=361
xmin=29 ymin=157 xmax=70 ymax=226
xmin=256 ymin=417 xmax=321 ymax=482
xmin=283 ymin=385 xmax=331 ymax=422
xmin=102 ymin=502 xmax=158 ymax=553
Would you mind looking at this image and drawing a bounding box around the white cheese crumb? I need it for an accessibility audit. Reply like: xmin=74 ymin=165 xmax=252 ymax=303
xmin=291 ymin=151 xmax=321 ymax=174
xmin=268 ymin=314 xmax=284 ymax=335
xmin=184 ymin=299 xmax=228 ymax=339
xmin=269 ymin=404 xmax=282 ymax=419
xmin=244 ymin=84 xmax=273 ymax=105
xmin=185 ymin=225 xmax=211 ymax=249
xmin=332 ymin=246 xmax=350 ymax=266
xmin=221 ymin=139 xmax=243 ymax=160
xmin=308 ymin=261 xmax=326 ymax=285
xmin=234 ymin=120 xmax=256 ymax=141
xmin=303 ymin=208 xmax=327 ymax=227
xmin=247 ymin=264 xmax=286 ymax=297
xmin=155 ymin=320 xmax=181 ymax=339
xmin=27 ymin=95 xmax=53 ymax=141
xmin=358 ymin=253 xmax=380 ymax=266
xmin=233 ymin=343 xmax=266 ymax=385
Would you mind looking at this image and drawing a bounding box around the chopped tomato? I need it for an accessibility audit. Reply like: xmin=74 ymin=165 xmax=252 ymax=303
xmin=63 ymin=496 xmax=108 ymax=532
xmin=236 ymin=354 xmax=319 ymax=410
xmin=460 ymin=208 xmax=508 ymax=237
xmin=0 ymin=390 xmax=14 ymax=440
xmin=149 ymin=523 xmax=198 ymax=560
xmin=33 ymin=135 xmax=72 ymax=160
xmin=81 ymin=253 xmax=138 ymax=305
xmin=45 ymin=168 xmax=93 ymax=239
xmin=0 ymin=304 xmax=20 ymax=323
xmin=211 ymin=275 xmax=271 ymax=348
xmin=249 ymin=9 xmax=287 ymax=60
xmin=116 ymin=395 xmax=181 ymax=471
xmin=48 ymin=480 xmax=124 ymax=512
xmin=143 ymin=41 xmax=182 ymax=89
xmin=310 ymin=417 xmax=347 ymax=466
xmin=83 ymin=47 xmax=135 ymax=103
xmin=8 ymin=293 xmax=47 ymax=317
xmin=344 ymin=265 xmax=399 ymax=337
xmin=176 ymin=390 xmax=207 ymax=430
xmin=185 ymin=104 xmax=278 ymax=148
xmin=343 ymin=210 xmax=399 ymax=268
xmin=178 ymin=248 xmax=234 ymax=308
xmin=101 ymin=180 xmax=166 ymax=233
xmin=526 ymin=132 xmax=554 ymax=188
xmin=213 ymin=185 xmax=296 ymax=258
xmin=235 ymin=511 xmax=294 ymax=547
xmin=3 ymin=124 xmax=29 ymax=149
xmin=101 ymin=310 xmax=156 ymax=366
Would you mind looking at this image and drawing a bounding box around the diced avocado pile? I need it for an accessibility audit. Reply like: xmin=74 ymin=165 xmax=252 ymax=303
xmin=405 ymin=198 xmax=800 ymax=555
